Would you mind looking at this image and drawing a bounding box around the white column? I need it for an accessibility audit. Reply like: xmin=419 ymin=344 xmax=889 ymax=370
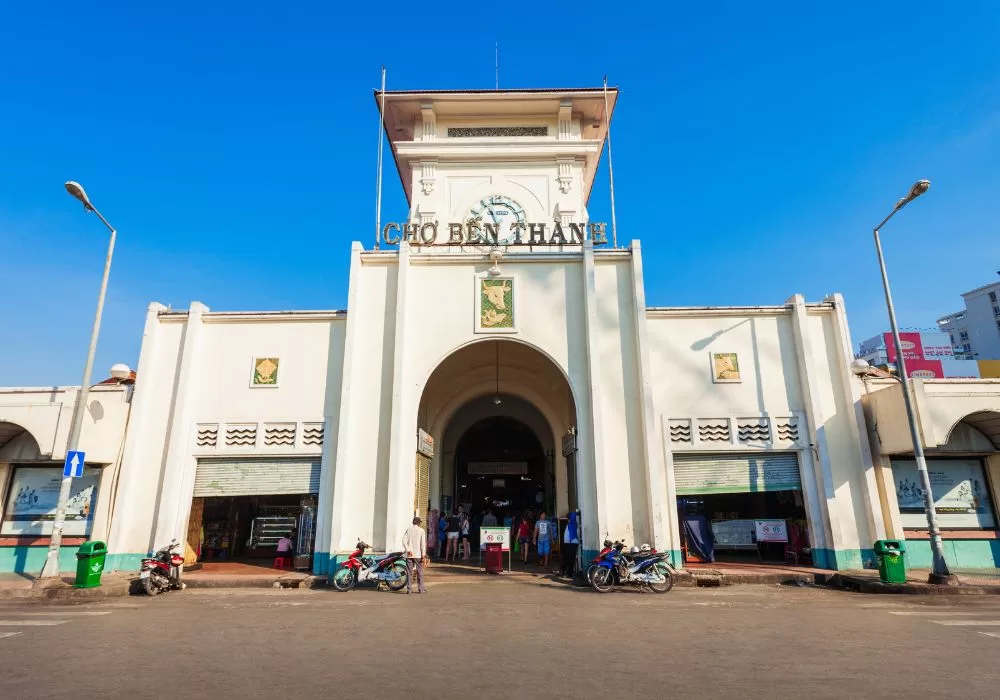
xmin=384 ymin=242 xmax=415 ymax=551
xmin=579 ymin=241 xmax=609 ymax=551
xmin=628 ymin=242 xmax=669 ymax=551
xmin=153 ymin=301 xmax=208 ymax=549
xmin=328 ymin=243 xmax=365 ymax=554
xmin=106 ymin=302 xmax=166 ymax=557
xmin=786 ymin=295 xmax=842 ymax=567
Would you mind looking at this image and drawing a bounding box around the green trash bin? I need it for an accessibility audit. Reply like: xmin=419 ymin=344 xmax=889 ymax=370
xmin=874 ymin=539 xmax=906 ymax=584
xmin=74 ymin=541 xmax=108 ymax=588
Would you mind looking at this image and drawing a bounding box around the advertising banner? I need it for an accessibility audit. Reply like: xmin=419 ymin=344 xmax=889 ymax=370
xmin=884 ymin=332 xmax=924 ymax=363
xmin=901 ymin=358 xmax=943 ymax=379
xmin=919 ymin=332 xmax=954 ymax=358
xmin=978 ymin=360 xmax=1000 ymax=379
xmin=1 ymin=466 xmax=100 ymax=536
xmin=892 ymin=459 xmax=996 ymax=529
xmin=940 ymin=359 xmax=981 ymax=378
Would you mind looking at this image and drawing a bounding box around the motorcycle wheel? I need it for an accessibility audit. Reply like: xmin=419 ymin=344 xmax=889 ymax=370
xmin=589 ymin=566 xmax=614 ymax=593
xmin=143 ymin=573 xmax=164 ymax=596
xmin=386 ymin=561 xmax=409 ymax=592
xmin=332 ymin=568 xmax=357 ymax=592
xmin=646 ymin=563 xmax=674 ymax=594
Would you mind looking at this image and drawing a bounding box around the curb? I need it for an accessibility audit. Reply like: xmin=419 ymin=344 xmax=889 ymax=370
xmin=829 ymin=574 xmax=1000 ymax=595
xmin=183 ymin=574 xmax=326 ymax=590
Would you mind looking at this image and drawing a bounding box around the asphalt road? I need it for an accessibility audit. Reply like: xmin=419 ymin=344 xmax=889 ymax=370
xmin=2 ymin=580 xmax=999 ymax=699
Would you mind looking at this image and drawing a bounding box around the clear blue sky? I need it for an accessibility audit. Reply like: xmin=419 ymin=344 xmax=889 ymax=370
xmin=2 ymin=2 xmax=999 ymax=386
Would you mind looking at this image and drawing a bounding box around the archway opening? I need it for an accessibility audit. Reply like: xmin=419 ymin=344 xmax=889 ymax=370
xmin=455 ymin=414 xmax=547 ymax=520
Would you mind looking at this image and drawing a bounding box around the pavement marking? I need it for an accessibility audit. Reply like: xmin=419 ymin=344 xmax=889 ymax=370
xmin=979 ymin=632 xmax=1000 ymax=639
xmin=929 ymin=620 xmax=1000 ymax=626
xmin=888 ymin=611 xmax=993 ymax=616
xmin=0 ymin=632 xmax=22 ymax=639
xmin=0 ymin=620 xmax=72 ymax=626
xmin=12 ymin=611 xmax=114 ymax=617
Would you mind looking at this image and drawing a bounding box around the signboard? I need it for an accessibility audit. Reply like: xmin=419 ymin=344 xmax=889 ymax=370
xmin=480 ymin=526 xmax=510 ymax=551
xmin=417 ymin=428 xmax=434 ymax=458
xmin=902 ymin=359 xmax=943 ymax=379
xmin=884 ymin=332 xmax=924 ymax=363
xmin=892 ymin=459 xmax=996 ymax=528
xmin=561 ymin=431 xmax=577 ymax=456
xmin=63 ymin=450 xmax=85 ymax=478
xmin=1 ymin=466 xmax=100 ymax=536
xmin=710 ymin=520 xmax=756 ymax=549
xmin=754 ymin=519 xmax=789 ymax=543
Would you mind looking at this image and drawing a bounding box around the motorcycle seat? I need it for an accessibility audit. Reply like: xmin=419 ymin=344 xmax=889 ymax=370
xmin=385 ymin=551 xmax=404 ymax=558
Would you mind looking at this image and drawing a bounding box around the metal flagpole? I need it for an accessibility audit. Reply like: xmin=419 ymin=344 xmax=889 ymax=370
xmin=495 ymin=42 xmax=499 ymax=89
xmin=603 ymin=76 xmax=618 ymax=248
xmin=374 ymin=66 xmax=386 ymax=250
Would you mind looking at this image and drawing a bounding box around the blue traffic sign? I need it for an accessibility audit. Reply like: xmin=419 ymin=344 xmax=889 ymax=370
xmin=64 ymin=450 xmax=85 ymax=478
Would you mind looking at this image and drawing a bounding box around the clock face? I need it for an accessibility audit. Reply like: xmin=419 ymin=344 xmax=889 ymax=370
xmin=468 ymin=195 xmax=526 ymax=245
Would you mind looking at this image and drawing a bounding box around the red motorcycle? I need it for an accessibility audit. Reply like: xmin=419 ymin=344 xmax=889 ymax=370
xmin=332 ymin=541 xmax=408 ymax=592
xmin=140 ymin=540 xmax=185 ymax=596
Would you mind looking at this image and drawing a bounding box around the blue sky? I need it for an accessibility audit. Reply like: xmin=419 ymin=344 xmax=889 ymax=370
xmin=2 ymin=2 xmax=999 ymax=386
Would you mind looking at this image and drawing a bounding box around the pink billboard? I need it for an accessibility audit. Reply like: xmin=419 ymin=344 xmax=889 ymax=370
xmin=902 ymin=358 xmax=943 ymax=378
xmin=884 ymin=332 xmax=924 ymax=363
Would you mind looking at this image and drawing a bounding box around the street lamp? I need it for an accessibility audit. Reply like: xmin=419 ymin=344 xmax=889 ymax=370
xmin=39 ymin=182 xmax=119 ymax=578
xmin=872 ymin=179 xmax=956 ymax=584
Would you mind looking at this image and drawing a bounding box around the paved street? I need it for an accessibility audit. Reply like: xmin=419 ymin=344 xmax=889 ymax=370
xmin=2 ymin=580 xmax=999 ymax=699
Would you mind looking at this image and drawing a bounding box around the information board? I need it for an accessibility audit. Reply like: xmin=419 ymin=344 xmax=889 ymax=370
xmin=754 ymin=519 xmax=789 ymax=543
xmin=480 ymin=526 xmax=510 ymax=551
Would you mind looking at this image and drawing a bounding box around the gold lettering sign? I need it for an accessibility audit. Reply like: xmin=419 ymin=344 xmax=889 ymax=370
xmin=253 ymin=357 xmax=279 ymax=386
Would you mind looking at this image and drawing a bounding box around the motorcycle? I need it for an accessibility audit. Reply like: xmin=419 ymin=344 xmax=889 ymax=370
xmin=585 ymin=539 xmax=616 ymax=583
xmin=140 ymin=540 xmax=186 ymax=596
xmin=331 ymin=541 xmax=409 ymax=592
xmin=589 ymin=541 xmax=674 ymax=594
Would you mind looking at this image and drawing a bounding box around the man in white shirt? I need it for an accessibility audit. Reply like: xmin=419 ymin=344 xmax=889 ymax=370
xmin=401 ymin=516 xmax=427 ymax=594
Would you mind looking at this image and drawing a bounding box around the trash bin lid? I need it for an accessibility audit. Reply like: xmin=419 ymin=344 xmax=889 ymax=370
xmin=77 ymin=540 xmax=107 ymax=556
xmin=874 ymin=539 xmax=906 ymax=553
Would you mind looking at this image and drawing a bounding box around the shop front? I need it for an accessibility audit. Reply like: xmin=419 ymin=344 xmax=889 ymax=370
xmin=674 ymin=452 xmax=810 ymax=565
xmin=186 ymin=458 xmax=319 ymax=571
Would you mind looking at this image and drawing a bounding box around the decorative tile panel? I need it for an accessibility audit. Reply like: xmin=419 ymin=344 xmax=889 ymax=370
xmin=737 ymin=418 xmax=770 ymax=444
xmin=264 ymin=423 xmax=296 ymax=447
xmin=195 ymin=424 xmax=218 ymax=448
xmin=302 ymin=423 xmax=324 ymax=447
xmin=225 ymin=424 xmax=257 ymax=447
xmin=668 ymin=419 xmax=692 ymax=444
xmin=698 ymin=419 xmax=731 ymax=443
xmin=775 ymin=417 xmax=800 ymax=443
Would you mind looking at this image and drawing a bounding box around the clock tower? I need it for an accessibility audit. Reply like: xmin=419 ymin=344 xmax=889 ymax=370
xmin=376 ymin=87 xmax=617 ymax=245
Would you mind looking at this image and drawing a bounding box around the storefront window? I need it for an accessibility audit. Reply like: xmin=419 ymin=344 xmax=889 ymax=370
xmin=1 ymin=466 xmax=100 ymax=536
xmin=891 ymin=459 xmax=996 ymax=529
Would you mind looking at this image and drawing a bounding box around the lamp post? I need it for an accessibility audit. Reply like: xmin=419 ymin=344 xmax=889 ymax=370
xmin=39 ymin=182 xmax=119 ymax=578
xmin=872 ymin=179 xmax=955 ymax=584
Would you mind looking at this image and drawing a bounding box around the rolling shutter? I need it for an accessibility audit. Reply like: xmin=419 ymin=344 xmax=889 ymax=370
xmin=193 ymin=458 xmax=321 ymax=497
xmin=672 ymin=453 xmax=801 ymax=495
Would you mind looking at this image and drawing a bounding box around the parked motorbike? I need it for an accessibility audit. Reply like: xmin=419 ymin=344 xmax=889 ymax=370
xmin=589 ymin=541 xmax=674 ymax=594
xmin=331 ymin=541 xmax=409 ymax=592
xmin=585 ymin=539 xmax=616 ymax=583
xmin=140 ymin=540 xmax=186 ymax=595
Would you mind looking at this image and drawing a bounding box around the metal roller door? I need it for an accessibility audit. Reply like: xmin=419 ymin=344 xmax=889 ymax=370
xmin=414 ymin=453 xmax=430 ymax=522
xmin=673 ymin=453 xmax=801 ymax=495
xmin=193 ymin=458 xmax=321 ymax=497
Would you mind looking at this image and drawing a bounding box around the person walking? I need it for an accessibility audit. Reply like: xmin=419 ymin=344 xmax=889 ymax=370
xmin=482 ymin=508 xmax=497 ymax=527
xmin=437 ymin=512 xmax=448 ymax=559
xmin=445 ymin=507 xmax=462 ymax=561
xmin=460 ymin=510 xmax=471 ymax=561
xmin=517 ymin=515 xmax=532 ymax=564
xmin=401 ymin=516 xmax=427 ymax=594
xmin=534 ymin=512 xmax=553 ymax=568
xmin=560 ymin=511 xmax=580 ymax=579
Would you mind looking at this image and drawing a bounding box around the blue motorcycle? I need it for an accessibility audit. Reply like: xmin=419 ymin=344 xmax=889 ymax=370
xmin=588 ymin=541 xmax=674 ymax=594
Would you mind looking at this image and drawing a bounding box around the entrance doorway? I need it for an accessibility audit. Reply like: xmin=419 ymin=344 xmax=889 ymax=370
xmin=455 ymin=415 xmax=548 ymax=523
xmin=674 ymin=452 xmax=811 ymax=566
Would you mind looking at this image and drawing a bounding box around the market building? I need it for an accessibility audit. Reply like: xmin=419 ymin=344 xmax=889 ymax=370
xmin=5 ymin=86 xmax=997 ymax=577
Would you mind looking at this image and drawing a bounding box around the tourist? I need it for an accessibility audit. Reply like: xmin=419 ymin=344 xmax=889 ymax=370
xmin=460 ymin=510 xmax=471 ymax=560
xmin=482 ymin=508 xmax=498 ymax=527
xmin=401 ymin=516 xmax=427 ymax=594
xmin=534 ymin=511 xmax=553 ymax=568
xmin=517 ymin=515 xmax=532 ymax=563
xmin=437 ymin=512 xmax=448 ymax=559
xmin=445 ymin=507 xmax=462 ymax=561
xmin=560 ymin=511 xmax=580 ymax=578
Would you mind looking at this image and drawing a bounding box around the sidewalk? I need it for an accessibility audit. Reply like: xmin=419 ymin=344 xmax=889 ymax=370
xmin=0 ymin=571 xmax=135 ymax=600
xmin=832 ymin=568 xmax=1000 ymax=595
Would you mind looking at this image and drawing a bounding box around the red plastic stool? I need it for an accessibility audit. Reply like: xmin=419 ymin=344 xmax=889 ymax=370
xmin=274 ymin=556 xmax=289 ymax=570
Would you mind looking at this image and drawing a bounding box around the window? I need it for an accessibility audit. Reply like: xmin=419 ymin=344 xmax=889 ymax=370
xmin=959 ymin=330 xmax=969 ymax=341
xmin=1 ymin=466 xmax=100 ymax=536
xmin=891 ymin=458 xmax=996 ymax=529
xmin=989 ymin=291 xmax=997 ymax=302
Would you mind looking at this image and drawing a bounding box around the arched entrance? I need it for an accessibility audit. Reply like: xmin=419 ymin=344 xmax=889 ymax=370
xmin=0 ymin=422 xmax=43 ymax=461
xmin=415 ymin=338 xmax=578 ymax=539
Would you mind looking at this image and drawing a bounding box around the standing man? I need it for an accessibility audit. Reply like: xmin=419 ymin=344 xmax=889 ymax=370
xmin=401 ymin=516 xmax=427 ymax=594
xmin=534 ymin=512 xmax=553 ymax=569
xmin=560 ymin=511 xmax=580 ymax=579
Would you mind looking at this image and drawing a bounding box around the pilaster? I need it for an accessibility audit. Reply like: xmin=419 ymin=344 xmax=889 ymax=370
xmin=580 ymin=240 xmax=608 ymax=551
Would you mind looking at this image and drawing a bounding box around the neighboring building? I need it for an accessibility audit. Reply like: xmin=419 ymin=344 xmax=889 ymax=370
xmin=3 ymin=86 xmax=999 ymax=576
xmin=857 ymin=331 xmax=980 ymax=378
xmin=0 ymin=384 xmax=131 ymax=572
xmin=937 ymin=278 xmax=1000 ymax=361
